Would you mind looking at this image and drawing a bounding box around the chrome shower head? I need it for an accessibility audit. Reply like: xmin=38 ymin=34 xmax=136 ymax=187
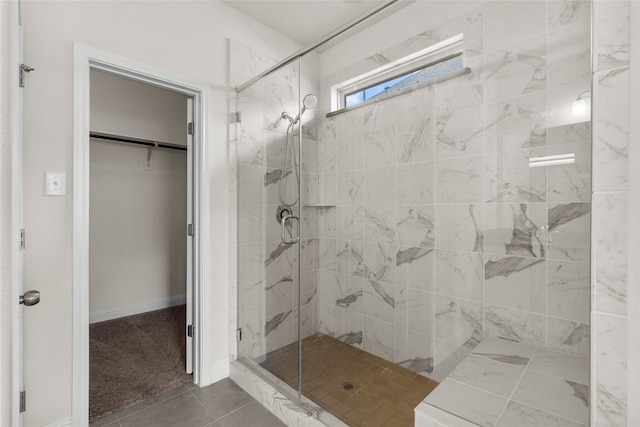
xmin=282 ymin=93 xmax=317 ymax=125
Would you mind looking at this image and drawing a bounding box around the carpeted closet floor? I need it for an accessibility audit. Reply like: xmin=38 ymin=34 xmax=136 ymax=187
xmin=89 ymin=305 xmax=192 ymax=423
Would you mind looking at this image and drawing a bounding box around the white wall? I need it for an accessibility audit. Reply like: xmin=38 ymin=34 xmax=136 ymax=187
xmin=89 ymin=140 xmax=187 ymax=316
xmin=20 ymin=1 xmax=300 ymax=425
xmin=89 ymin=71 xmax=188 ymax=318
xmin=90 ymin=70 xmax=188 ymax=146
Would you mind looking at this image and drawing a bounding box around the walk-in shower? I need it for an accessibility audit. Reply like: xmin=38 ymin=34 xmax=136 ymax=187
xmin=230 ymin=1 xmax=594 ymax=425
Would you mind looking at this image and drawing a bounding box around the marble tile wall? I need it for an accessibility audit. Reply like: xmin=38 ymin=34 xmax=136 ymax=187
xmin=591 ymin=1 xmax=630 ymax=426
xmin=314 ymin=1 xmax=592 ymax=384
xmin=230 ymin=41 xmax=320 ymax=363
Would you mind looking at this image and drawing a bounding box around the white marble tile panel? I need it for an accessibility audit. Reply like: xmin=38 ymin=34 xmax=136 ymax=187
xmin=264 ymin=96 xmax=296 ymax=133
xmin=548 ymin=121 xmax=591 ymax=146
xmin=485 ymin=92 xmax=547 ymax=153
xmin=528 ymin=347 xmax=589 ymax=385
xmin=547 ymin=317 xmax=589 ymax=356
xmin=237 ymin=124 xmax=264 ymax=166
xmin=336 ymin=170 xmax=364 ymax=206
xmin=485 ymin=255 xmax=546 ymax=314
xmin=336 ymin=240 xmax=364 ymax=278
xmin=436 ymin=155 xmax=484 ymax=203
xmin=238 ymin=243 xmax=263 ymax=285
xmin=595 ymin=190 xmax=627 ymax=316
xmin=435 ymin=295 xmax=483 ymax=349
xmin=238 ymin=281 xmax=263 ymax=325
xmin=395 ymin=286 xmax=434 ymax=336
xmin=336 ymin=206 xmax=363 ymax=241
xmin=394 ymin=328 xmax=434 ymax=376
xmin=264 ymin=240 xmax=295 ymax=280
xmin=336 ymin=135 xmax=364 ymax=172
xmin=335 ymin=273 xmax=364 ymax=313
xmin=436 ymin=204 xmax=484 ymax=252
xmin=397 ymin=205 xmax=435 ymax=248
xmin=363 ymin=280 xmax=395 ymax=324
xmin=484 ymin=203 xmax=546 ymax=257
xmin=265 ymin=276 xmax=294 ymax=319
xmin=547 ymin=260 xmax=590 ymax=323
xmin=265 ymin=309 xmax=294 ymax=353
xmin=435 ymin=56 xmax=484 ymax=115
xmin=364 ymin=126 xmax=396 ymax=168
xmin=238 ymin=204 xmax=264 ymax=245
xmin=238 ymin=164 xmax=264 ymax=205
xmin=512 ymin=370 xmax=588 ymax=424
xmin=484 ymin=35 xmax=546 ymax=103
xmin=318 ymin=238 xmax=336 ymax=272
xmin=471 ymin=335 xmax=536 ymax=366
xmin=486 ymin=147 xmax=547 ymax=203
xmin=595 ymin=66 xmax=629 ymax=192
xmin=364 ymin=166 xmax=396 ymax=205
xmin=548 ymin=0 xmax=591 ymax=31
xmin=548 ymin=202 xmax=590 ymax=262
xmin=317 ymin=138 xmax=336 ymax=174
xmin=318 ymin=173 xmax=336 ymax=206
xmin=496 ymin=400 xmax=585 ymax=427
xmin=435 ymin=250 xmax=483 ymax=302
xmin=335 ymin=104 xmax=364 ymax=139
xmin=335 ymin=307 xmax=364 ymax=348
xmin=396 ymin=246 xmax=435 ymax=291
xmin=363 ymin=242 xmax=396 ymax=284
xmin=425 ymin=378 xmax=508 ymax=427
xmin=484 ymin=304 xmax=545 ymax=346
xmin=484 ymin=1 xmax=546 ymax=52
xmin=547 ymin=142 xmax=591 ymax=202
xmin=595 ymin=312 xmax=627 ymax=427
xmin=548 ymin=19 xmax=591 ymax=88
xmin=449 ymin=354 xmax=524 ymax=398
xmin=363 ymin=316 xmax=394 ymax=361
xmin=364 ymin=206 xmax=396 ymax=244
xmin=263 ymin=65 xmax=298 ymax=100
xmin=318 ymin=302 xmax=336 ymax=337
xmin=315 ymin=206 xmax=336 ymax=238
xmin=436 ymin=106 xmax=485 ymax=159
xmin=431 ymin=338 xmax=472 ymax=383
xmin=397 ymin=117 xmax=436 ymax=164
xmin=596 ymin=0 xmax=630 ymax=71
xmin=397 ymin=161 xmax=436 ymax=205
xmin=237 ymin=320 xmax=265 ymax=361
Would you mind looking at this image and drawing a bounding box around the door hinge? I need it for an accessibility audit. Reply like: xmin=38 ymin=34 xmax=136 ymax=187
xmin=20 ymin=390 xmax=26 ymax=413
xmin=187 ymin=122 xmax=194 ymax=135
xmin=236 ymin=328 xmax=242 ymax=341
xmin=229 ymin=111 xmax=242 ymax=124
xmin=19 ymin=229 xmax=25 ymax=250
xmin=187 ymin=223 xmax=194 ymax=236
xmin=19 ymin=64 xmax=34 ymax=88
xmin=187 ymin=324 xmax=193 ymax=338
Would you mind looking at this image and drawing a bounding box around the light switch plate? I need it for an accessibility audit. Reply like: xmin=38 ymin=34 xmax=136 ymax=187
xmin=45 ymin=172 xmax=66 ymax=196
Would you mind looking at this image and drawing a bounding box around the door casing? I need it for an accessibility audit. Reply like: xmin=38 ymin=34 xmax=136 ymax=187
xmin=72 ymin=44 xmax=213 ymax=425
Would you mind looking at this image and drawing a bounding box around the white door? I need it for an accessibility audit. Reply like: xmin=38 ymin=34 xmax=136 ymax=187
xmin=186 ymin=98 xmax=194 ymax=374
xmin=11 ymin=1 xmax=38 ymax=425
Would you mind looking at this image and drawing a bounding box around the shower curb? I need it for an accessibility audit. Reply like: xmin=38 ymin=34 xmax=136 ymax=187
xmin=230 ymin=360 xmax=345 ymax=427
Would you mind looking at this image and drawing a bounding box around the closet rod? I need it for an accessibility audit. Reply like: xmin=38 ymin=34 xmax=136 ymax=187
xmin=89 ymin=131 xmax=187 ymax=152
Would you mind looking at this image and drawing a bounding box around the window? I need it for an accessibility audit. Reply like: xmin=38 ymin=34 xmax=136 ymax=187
xmin=331 ymin=34 xmax=465 ymax=112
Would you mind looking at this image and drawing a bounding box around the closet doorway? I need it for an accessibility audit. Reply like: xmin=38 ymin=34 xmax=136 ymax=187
xmin=88 ymin=70 xmax=194 ymax=422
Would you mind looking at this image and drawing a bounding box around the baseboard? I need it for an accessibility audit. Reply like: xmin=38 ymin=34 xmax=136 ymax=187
xmin=210 ymin=359 xmax=230 ymax=384
xmin=89 ymin=294 xmax=187 ymax=324
xmin=43 ymin=417 xmax=72 ymax=427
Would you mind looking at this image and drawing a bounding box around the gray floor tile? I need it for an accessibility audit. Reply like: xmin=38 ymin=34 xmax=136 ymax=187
xmin=209 ymin=401 xmax=285 ymax=427
xmin=115 ymin=384 xmax=191 ymax=419
xmin=191 ymin=378 xmax=255 ymax=421
xmin=119 ymin=391 xmax=214 ymax=427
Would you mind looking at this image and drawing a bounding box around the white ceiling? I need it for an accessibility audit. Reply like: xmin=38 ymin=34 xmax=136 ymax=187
xmin=222 ymin=0 xmax=388 ymax=47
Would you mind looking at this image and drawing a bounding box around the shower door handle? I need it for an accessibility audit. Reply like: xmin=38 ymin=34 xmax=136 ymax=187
xmin=281 ymin=214 xmax=300 ymax=245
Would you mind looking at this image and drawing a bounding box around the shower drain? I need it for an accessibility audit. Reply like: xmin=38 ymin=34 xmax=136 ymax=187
xmin=342 ymin=382 xmax=355 ymax=391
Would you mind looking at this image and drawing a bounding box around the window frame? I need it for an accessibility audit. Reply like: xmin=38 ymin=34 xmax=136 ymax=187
xmin=330 ymin=33 xmax=464 ymax=112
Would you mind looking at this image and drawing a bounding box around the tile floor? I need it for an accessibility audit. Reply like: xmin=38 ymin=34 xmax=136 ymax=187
xmin=89 ymin=378 xmax=285 ymax=427
xmin=260 ymin=334 xmax=439 ymax=427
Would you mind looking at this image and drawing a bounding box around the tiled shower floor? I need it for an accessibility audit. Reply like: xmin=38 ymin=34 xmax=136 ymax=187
xmin=260 ymin=334 xmax=439 ymax=427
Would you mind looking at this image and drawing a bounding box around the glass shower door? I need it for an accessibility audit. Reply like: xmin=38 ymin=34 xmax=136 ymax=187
xmin=234 ymin=56 xmax=303 ymax=398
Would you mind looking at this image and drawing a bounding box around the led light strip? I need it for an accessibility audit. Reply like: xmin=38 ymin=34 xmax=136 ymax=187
xmin=528 ymin=153 xmax=575 ymax=167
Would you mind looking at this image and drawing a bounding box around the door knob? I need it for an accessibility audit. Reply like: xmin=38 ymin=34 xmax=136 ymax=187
xmin=19 ymin=290 xmax=40 ymax=306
